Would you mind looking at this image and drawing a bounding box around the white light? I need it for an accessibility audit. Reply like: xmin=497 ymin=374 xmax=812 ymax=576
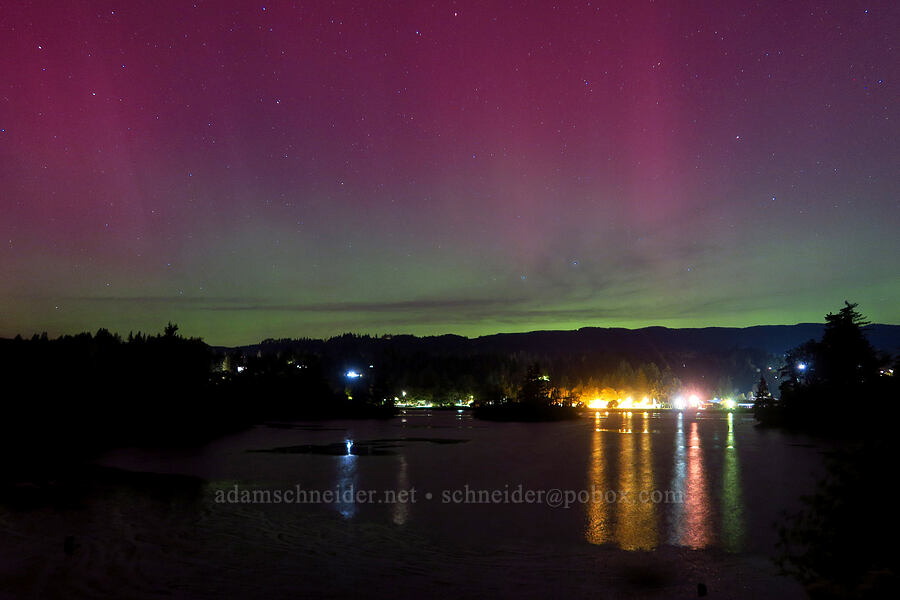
xmin=345 ymin=440 xmax=353 ymax=454
xmin=345 ymin=370 xmax=362 ymax=379
xmin=236 ymin=366 xmax=245 ymax=373
xmin=797 ymin=362 xmax=807 ymax=371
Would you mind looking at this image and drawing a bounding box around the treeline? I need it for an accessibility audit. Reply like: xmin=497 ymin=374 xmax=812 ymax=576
xmin=754 ymin=302 xmax=899 ymax=433
xmin=1 ymin=325 xmax=222 ymax=463
xmin=0 ymin=322 xmax=790 ymax=467
xmin=5 ymin=311 xmax=894 ymax=464
xmin=231 ymin=333 xmax=777 ymax=406
xmin=0 ymin=324 xmax=371 ymax=471
xmin=756 ymin=303 xmax=900 ymax=597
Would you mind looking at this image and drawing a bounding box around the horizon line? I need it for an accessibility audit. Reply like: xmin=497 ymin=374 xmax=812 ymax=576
xmin=4 ymin=321 xmax=899 ymax=349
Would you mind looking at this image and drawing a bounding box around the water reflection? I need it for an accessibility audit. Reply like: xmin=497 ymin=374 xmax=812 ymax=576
xmin=682 ymin=421 xmax=710 ymax=548
xmin=667 ymin=412 xmax=687 ymax=545
xmin=721 ymin=412 xmax=745 ymax=551
xmin=586 ymin=419 xmax=609 ymax=544
xmin=615 ymin=412 xmax=658 ymax=550
xmin=615 ymin=413 xmax=638 ymax=546
xmin=393 ymin=454 xmax=409 ymax=526
xmin=336 ymin=441 xmax=358 ymax=519
xmin=587 ymin=412 xmax=658 ymax=550
xmin=334 ymin=412 xmax=743 ymax=549
xmin=638 ymin=413 xmax=658 ymax=549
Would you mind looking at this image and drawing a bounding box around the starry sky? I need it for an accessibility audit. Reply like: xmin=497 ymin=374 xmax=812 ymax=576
xmin=1 ymin=1 xmax=898 ymax=345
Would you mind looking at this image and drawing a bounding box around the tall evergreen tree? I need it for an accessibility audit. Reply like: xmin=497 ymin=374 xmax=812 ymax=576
xmin=773 ymin=301 xmax=879 ymax=430
xmin=752 ymin=374 xmax=775 ymax=421
xmin=518 ymin=363 xmax=551 ymax=406
xmin=819 ymin=301 xmax=878 ymax=390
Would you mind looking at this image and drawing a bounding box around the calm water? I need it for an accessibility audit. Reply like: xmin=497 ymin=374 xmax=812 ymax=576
xmin=2 ymin=411 xmax=825 ymax=598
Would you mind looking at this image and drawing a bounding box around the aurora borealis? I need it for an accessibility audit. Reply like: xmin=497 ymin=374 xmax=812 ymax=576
xmin=1 ymin=1 xmax=897 ymax=345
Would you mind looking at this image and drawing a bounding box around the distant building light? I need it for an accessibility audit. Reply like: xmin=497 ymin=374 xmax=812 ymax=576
xmin=236 ymin=366 xmax=246 ymax=373
xmin=345 ymin=370 xmax=362 ymax=379
xmin=797 ymin=362 xmax=807 ymax=371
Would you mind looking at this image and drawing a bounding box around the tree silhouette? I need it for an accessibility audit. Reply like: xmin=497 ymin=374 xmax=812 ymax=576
xmin=751 ymin=374 xmax=775 ymax=421
xmin=517 ymin=363 xmax=551 ymax=406
xmin=164 ymin=322 xmax=179 ymax=338
xmin=819 ymin=301 xmax=878 ymax=390
xmin=770 ymin=302 xmax=881 ymax=431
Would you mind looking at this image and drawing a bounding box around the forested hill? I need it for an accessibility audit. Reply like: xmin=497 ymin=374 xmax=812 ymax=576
xmin=476 ymin=324 xmax=900 ymax=356
xmin=220 ymin=323 xmax=899 ymax=403
xmin=236 ymin=323 xmax=900 ymax=357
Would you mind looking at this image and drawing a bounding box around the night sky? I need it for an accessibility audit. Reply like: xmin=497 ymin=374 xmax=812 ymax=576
xmin=1 ymin=1 xmax=897 ymax=345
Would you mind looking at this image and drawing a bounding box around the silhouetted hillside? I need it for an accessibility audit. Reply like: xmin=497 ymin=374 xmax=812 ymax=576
xmin=221 ymin=323 xmax=900 ymax=409
xmin=468 ymin=324 xmax=900 ymax=356
xmin=3 ymin=322 xmax=897 ymax=468
xmin=233 ymin=323 xmax=900 ymax=358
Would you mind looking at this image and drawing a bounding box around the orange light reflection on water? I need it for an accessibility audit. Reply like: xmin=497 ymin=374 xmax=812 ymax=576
xmin=587 ymin=412 xmax=658 ymax=550
xmin=586 ymin=420 xmax=609 ymax=544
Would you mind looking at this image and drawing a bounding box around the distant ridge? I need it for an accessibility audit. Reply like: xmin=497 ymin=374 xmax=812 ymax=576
xmin=233 ymin=323 xmax=900 ymax=356
xmin=473 ymin=324 xmax=900 ymax=356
